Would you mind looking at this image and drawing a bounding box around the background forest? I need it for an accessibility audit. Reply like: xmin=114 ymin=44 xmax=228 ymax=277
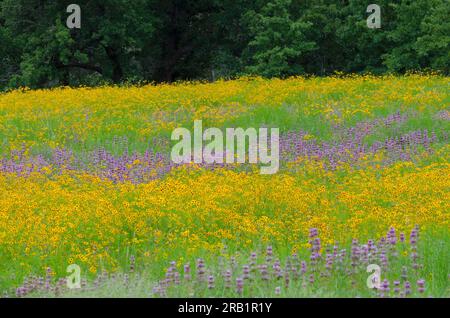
xmin=0 ymin=0 xmax=448 ymax=89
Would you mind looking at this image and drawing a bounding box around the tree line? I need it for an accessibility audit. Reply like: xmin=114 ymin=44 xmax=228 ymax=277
xmin=0 ymin=0 xmax=448 ymax=89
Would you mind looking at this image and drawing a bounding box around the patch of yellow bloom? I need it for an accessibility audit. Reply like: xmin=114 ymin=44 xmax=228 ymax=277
xmin=0 ymin=161 xmax=448 ymax=283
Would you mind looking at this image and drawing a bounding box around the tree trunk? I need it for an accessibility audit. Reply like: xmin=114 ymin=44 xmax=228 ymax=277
xmin=156 ymin=1 xmax=179 ymax=83
xmin=105 ymin=46 xmax=123 ymax=83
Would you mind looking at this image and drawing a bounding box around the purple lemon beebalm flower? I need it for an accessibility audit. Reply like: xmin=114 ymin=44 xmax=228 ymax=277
xmin=291 ymin=265 xmax=299 ymax=281
xmin=309 ymin=228 xmax=318 ymax=239
xmin=379 ymin=250 xmax=388 ymax=270
xmin=333 ymin=245 xmax=339 ymax=257
xmin=184 ymin=263 xmax=191 ymax=281
xmin=393 ymin=281 xmax=400 ymax=295
xmin=208 ymin=275 xmax=215 ymax=289
xmin=57 ymin=277 xmax=66 ymax=288
xmin=388 ymin=227 xmax=397 ymax=245
xmin=196 ymin=259 xmax=205 ymax=281
xmin=309 ymin=237 xmax=321 ymax=259
xmin=154 ymin=284 xmax=167 ymax=298
xmin=242 ymin=265 xmax=250 ymax=280
xmin=411 ymin=252 xmax=420 ymax=270
xmin=275 ymin=286 xmax=281 ymax=295
xmin=309 ymin=273 xmax=314 ymax=285
xmin=400 ymin=233 xmax=405 ymax=243
xmin=414 ymin=225 xmax=420 ymax=236
xmin=382 ymin=279 xmax=390 ymax=292
xmin=236 ymin=277 xmax=244 ymax=295
xmin=165 ymin=266 xmax=174 ymax=284
xmin=273 ymin=260 xmax=283 ymax=279
xmin=301 ymin=261 xmax=307 ymax=275
xmin=378 ymin=237 xmax=386 ymax=249
xmin=325 ymin=253 xmax=334 ymax=270
xmin=151 ymin=285 xmax=161 ymax=296
xmin=230 ymin=256 xmax=237 ymax=269
xmin=284 ymin=270 xmax=290 ymax=287
xmin=174 ymin=272 xmax=181 ymax=285
xmin=351 ymin=241 xmax=360 ymax=267
xmin=404 ymin=281 xmax=411 ymax=296
xmin=378 ymin=279 xmax=390 ymax=298
xmin=15 ymin=287 xmax=24 ymax=298
xmin=417 ymin=279 xmax=425 ymax=293
xmin=130 ymin=255 xmax=136 ymax=273
xmin=22 ymin=278 xmax=29 ymax=294
xmin=285 ymin=256 xmax=293 ymax=275
xmin=45 ymin=267 xmax=53 ymax=290
xmin=401 ymin=266 xmax=408 ymax=281
xmin=37 ymin=276 xmax=44 ymax=289
xmin=360 ymin=245 xmax=369 ymax=264
xmin=259 ymin=264 xmax=269 ymax=281
xmin=410 ymin=226 xmax=419 ymax=247
xmin=310 ymin=252 xmax=319 ymax=263
xmin=250 ymin=252 xmax=257 ymax=269
xmin=224 ymin=270 xmax=232 ymax=289
xmin=266 ymin=246 xmax=273 ymax=263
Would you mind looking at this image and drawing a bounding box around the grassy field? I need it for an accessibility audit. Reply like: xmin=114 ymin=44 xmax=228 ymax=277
xmin=0 ymin=75 xmax=448 ymax=297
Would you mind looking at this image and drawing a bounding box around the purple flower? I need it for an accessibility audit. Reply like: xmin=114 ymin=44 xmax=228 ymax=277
xmin=236 ymin=277 xmax=244 ymax=294
xmin=242 ymin=265 xmax=250 ymax=280
xmin=259 ymin=264 xmax=269 ymax=281
xmin=309 ymin=274 xmax=314 ymax=285
xmin=404 ymin=281 xmax=411 ymax=296
xmin=275 ymin=286 xmax=281 ymax=295
xmin=129 ymin=255 xmax=136 ymax=273
xmin=301 ymin=261 xmax=307 ymax=274
xmin=224 ymin=270 xmax=232 ymax=289
xmin=309 ymin=228 xmax=319 ymax=238
xmin=184 ymin=263 xmax=191 ymax=281
xmin=393 ymin=281 xmax=400 ymax=295
xmin=417 ymin=279 xmax=425 ymax=293
xmin=196 ymin=259 xmax=205 ymax=281
xmin=387 ymin=227 xmax=397 ymax=245
xmin=208 ymin=275 xmax=215 ymax=289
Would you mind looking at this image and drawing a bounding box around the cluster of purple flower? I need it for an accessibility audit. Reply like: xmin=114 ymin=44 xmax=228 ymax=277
xmin=434 ymin=110 xmax=450 ymax=121
xmin=6 ymin=226 xmax=436 ymax=298
xmin=1 ymin=111 xmax=446 ymax=182
xmin=0 ymin=145 xmax=174 ymax=183
xmin=149 ymin=226 xmax=430 ymax=298
xmin=12 ymin=267 xmax=69 ymax=298
xmin=281 ymin=112 xmax=442 ymax=169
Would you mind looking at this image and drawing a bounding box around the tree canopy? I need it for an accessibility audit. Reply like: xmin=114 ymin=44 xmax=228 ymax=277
xmin=0 ymin=0 xmax=448 ymax=89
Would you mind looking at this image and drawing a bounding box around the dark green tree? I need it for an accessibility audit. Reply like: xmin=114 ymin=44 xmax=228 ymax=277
xmin=0 ymin=0 xmax=448 ymax=89
xmin=382 ymin=0 xmax=433 ymax=72
xmin=1 ymin=0 xmax=156 ymax=87
xmin=243 ymin=0 xmax=316 ymax=77
xmin=415 ymin=0 xmax=450 ymax=73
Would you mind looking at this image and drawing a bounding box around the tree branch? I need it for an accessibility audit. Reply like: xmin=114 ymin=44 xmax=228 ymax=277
xmin=55 ymin=62 xmax=103 ymax=75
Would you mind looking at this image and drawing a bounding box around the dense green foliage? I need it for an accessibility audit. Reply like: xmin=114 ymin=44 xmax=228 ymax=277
xmin=0 ymin=0 xmax=448 ymax=88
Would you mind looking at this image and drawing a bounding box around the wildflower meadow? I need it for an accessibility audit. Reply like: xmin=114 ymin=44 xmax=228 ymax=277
xmin=0 ymin=75 xmax=448 ymax=298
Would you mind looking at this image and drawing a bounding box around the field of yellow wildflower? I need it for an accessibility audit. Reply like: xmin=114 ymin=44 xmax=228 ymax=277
xmin=0 ymin=75 xmax=448 ymax=297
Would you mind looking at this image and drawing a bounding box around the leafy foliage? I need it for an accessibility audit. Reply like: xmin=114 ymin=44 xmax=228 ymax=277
xmin=0 ymin=0 xmax=448 ymax=88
